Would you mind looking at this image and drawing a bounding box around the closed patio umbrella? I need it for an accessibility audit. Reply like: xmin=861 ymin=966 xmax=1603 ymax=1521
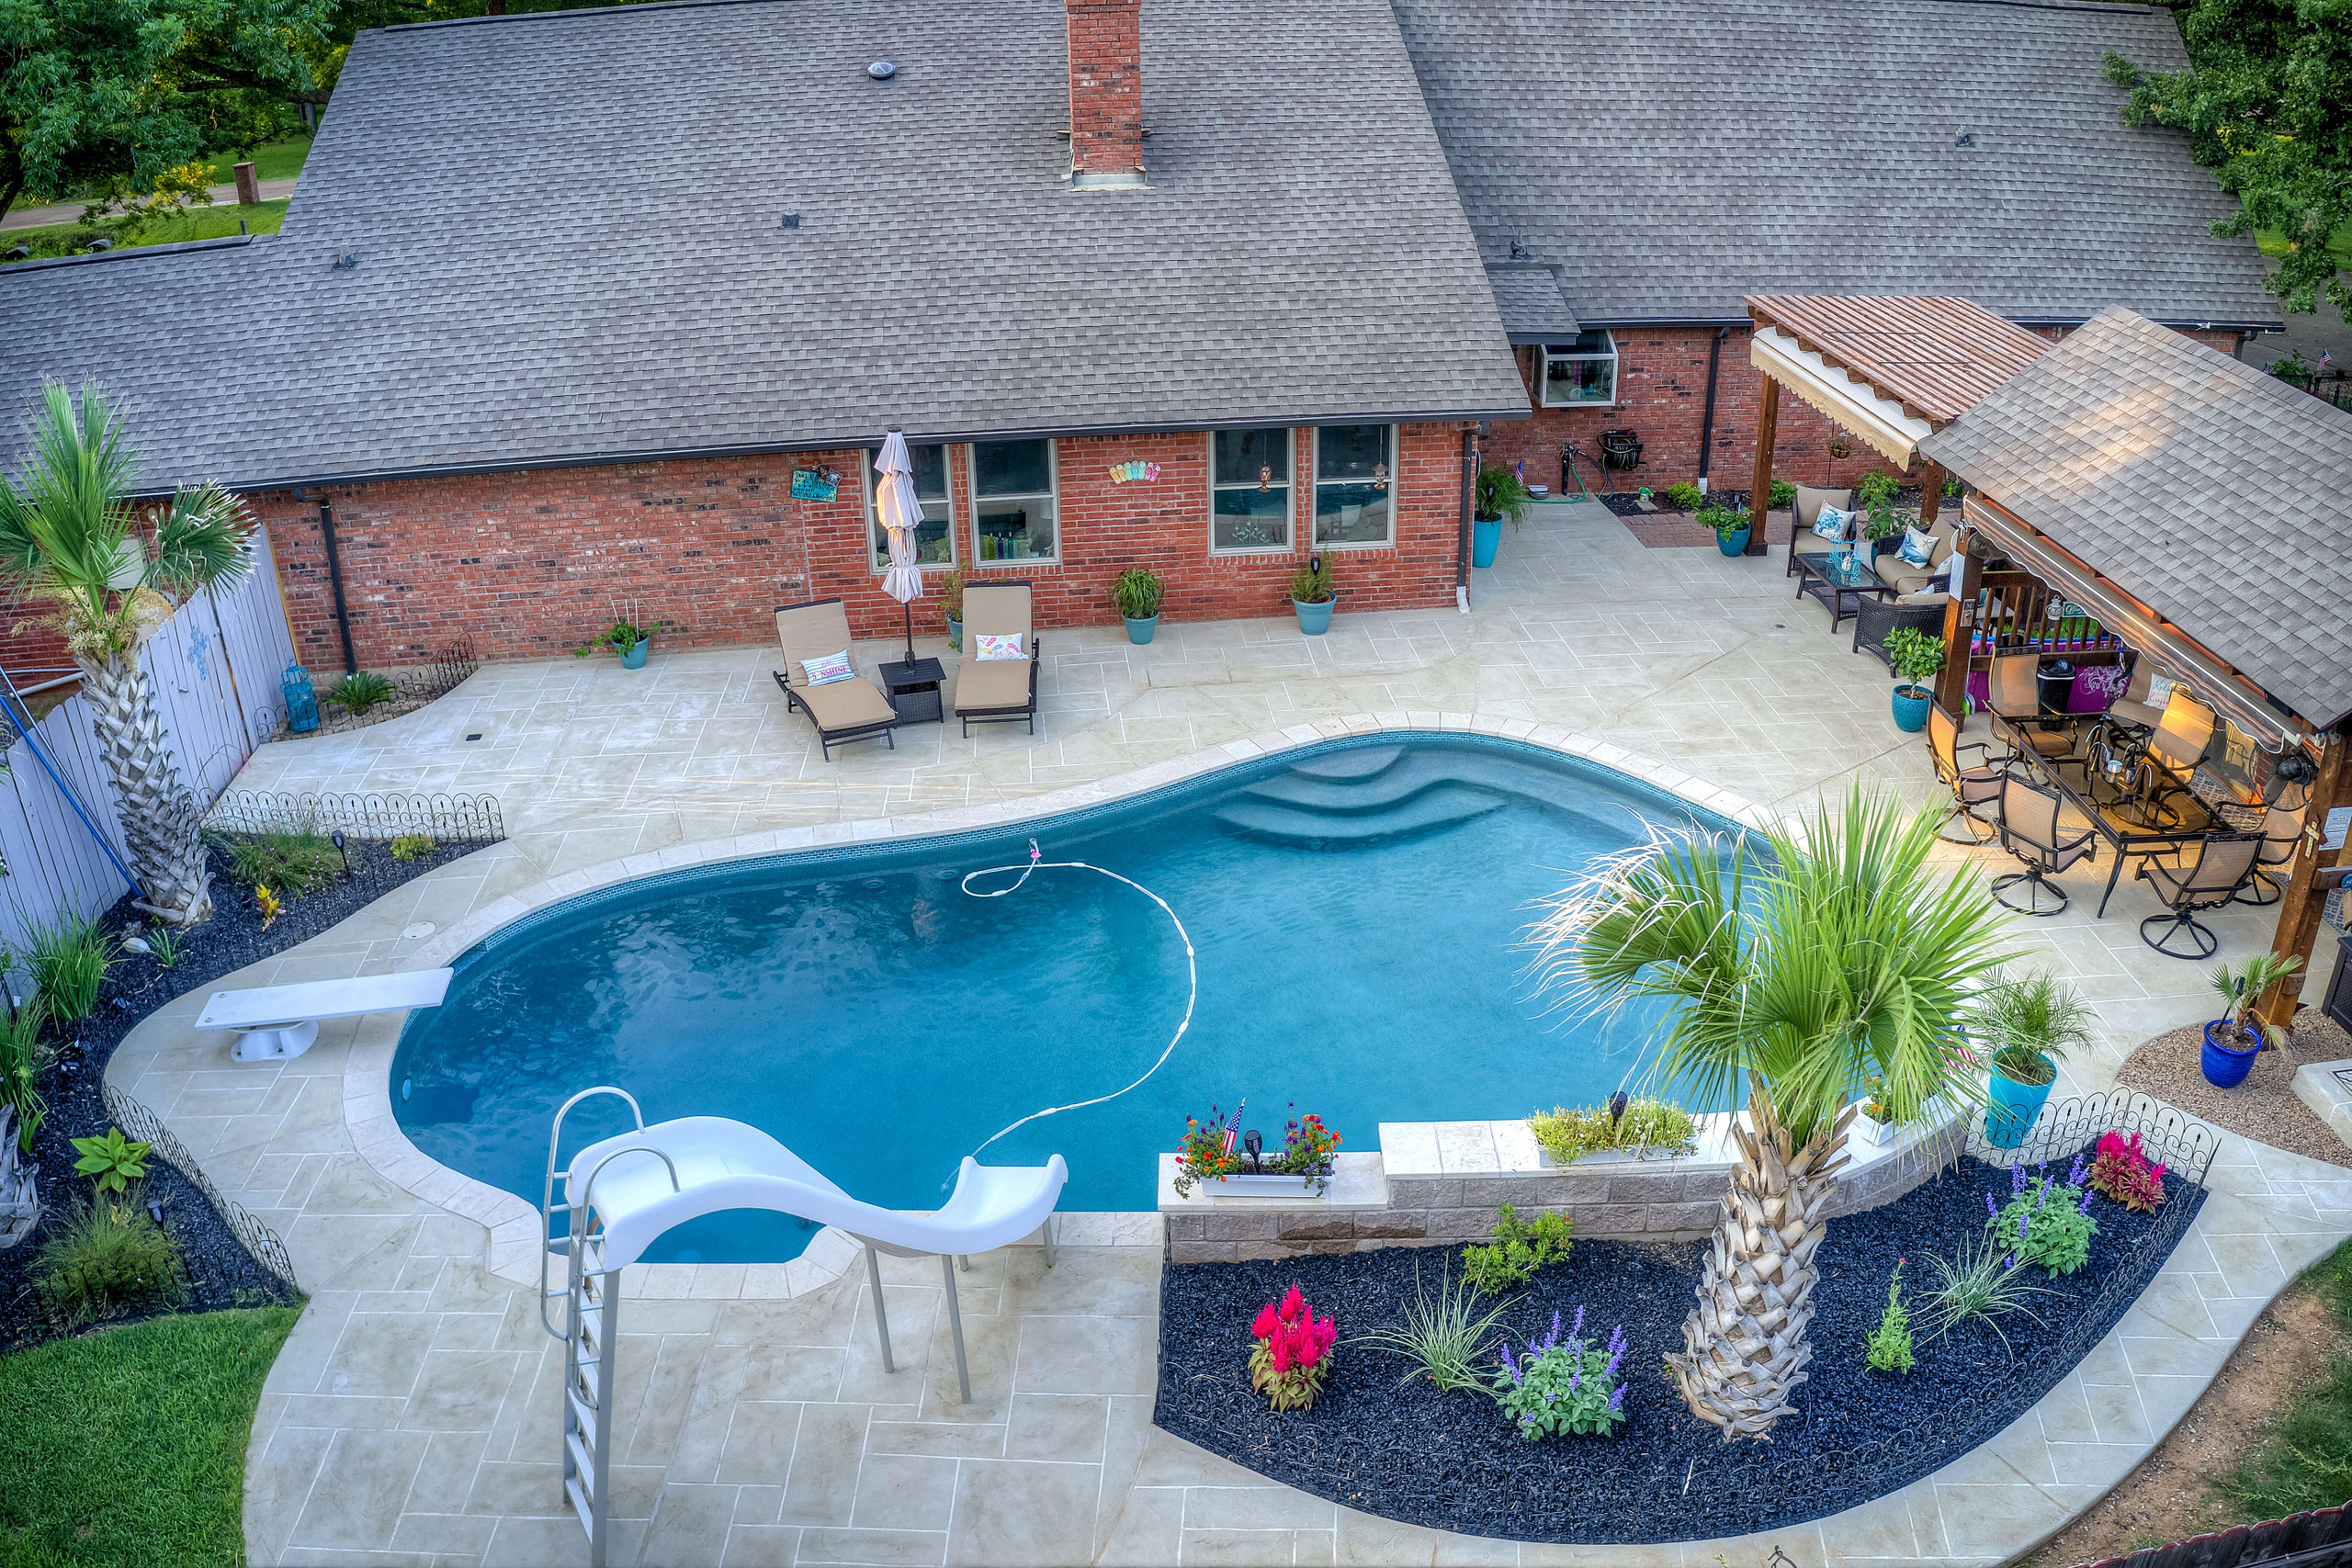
xmin=875 ymin=429 xmax=924 ymax=665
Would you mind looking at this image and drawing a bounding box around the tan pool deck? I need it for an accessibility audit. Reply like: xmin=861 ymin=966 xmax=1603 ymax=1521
xmin=103 ymin=501 xmax=2351 ymax=1566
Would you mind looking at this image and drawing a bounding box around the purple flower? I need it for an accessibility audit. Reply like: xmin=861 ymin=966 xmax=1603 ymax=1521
xmin=2004 ymin=1252 xmax=2018 ymax=1269
xmin=1544 ymin=1391 xmax=1556 ymax=1404
xmin=2078 ymin=1188 xmax=2095 ymax=1213
xmin=2068 ymin=1154 xmax=2087 ymax=1188
xmin=2012 ymin=1164 xmax=2028 ymax=1195
xmin=1571 ymin=1304 xmax=1587 ymax=1340
xmin=1608 ymin=1383 xmax=1627 ymax=1413
xmin=1606 ymin=1350 xmax=1624 ymax=1381
xmin=1568 ymin=1363 xmax=1582 ymax=1393
xmin=1544 ymin=1310 xmax=1562 ymax=1353
xmin=1607 ymin=1325 xmax=1626 ymax=1358
xmin=1986 ymin=1190 xmax=2000 ymax=1218
xmin=1499 ymin=1342 xmax=1520 ymax=1383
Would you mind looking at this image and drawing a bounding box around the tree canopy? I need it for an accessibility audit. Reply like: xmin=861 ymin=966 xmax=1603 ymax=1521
xmin=2108 ymin=0 xmax=2352 ymax=323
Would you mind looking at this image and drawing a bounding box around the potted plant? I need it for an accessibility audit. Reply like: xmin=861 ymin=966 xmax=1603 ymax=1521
xmin=1853 ymin=472 xmax=1905 ymax=562
xmin=573 ymin=614 xmax=663 ymax=670
xmin=1170 ymin=1107 xmax=1340 ymax=1198
xmin=1882 ymin=626 xmax=1944 ymax=733
xmin=1972 ymin=970 xmax=2096 ymax=1148
xmin=1695 ymin=501 xmax=1750 ymax=558
xmin=940 ymin=570 xmax=965 ymax=652
xmin=2201 ymin=953 xmax=2301 ymax=1088
xmin=1851 ymin=1075 xmax=1900 ymax=1147
xmin=1289 ymin=557 xmax=1334 ymax=636
xmin=1110 ymin=566 xmax=1164 ymax=645
xmin=1472 ymin=464 xmax=1532 ymax=569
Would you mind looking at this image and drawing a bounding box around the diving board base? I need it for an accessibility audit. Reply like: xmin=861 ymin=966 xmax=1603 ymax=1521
xmin=230 ymin=1020 xmax=322 ymax=1062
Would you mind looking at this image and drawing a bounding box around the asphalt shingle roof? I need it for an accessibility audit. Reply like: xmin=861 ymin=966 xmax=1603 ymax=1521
xmin=1393 ymin=0 xmax=2280 ymax=330
xmin=1484 ymin=264 xmax=1581 ymax=342
xmin=0 ymin=0 xmax=1525 ymax=493
xmin=1920 ymin=307 xmax=2352 ymax=729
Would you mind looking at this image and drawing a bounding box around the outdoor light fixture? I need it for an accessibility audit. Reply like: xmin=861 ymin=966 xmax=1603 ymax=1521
xmin=146 ymin=1198 xmax=164 ymax=1226
xmin=1608 ymin=1090 xmax=1629 ymax=1126
xmin=331 ymin=828 xmax=348 ymax=874
xmin=867 ymin=59 xmax=896 ymax=79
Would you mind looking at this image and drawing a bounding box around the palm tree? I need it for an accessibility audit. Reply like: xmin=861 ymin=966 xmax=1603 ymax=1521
xmin=0 ymin=381 xmax=253 ymax=923
xmin=1525 ymin=786 xmax=2016 ymax=1440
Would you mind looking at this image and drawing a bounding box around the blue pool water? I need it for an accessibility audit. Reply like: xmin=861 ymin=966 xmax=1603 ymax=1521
xmin=391 ymin=735 xmax=1730 ymax=1263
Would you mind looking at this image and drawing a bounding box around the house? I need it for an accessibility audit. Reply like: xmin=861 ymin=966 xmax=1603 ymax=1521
xmin=0 ymin=0 xmax=2277 ymax=673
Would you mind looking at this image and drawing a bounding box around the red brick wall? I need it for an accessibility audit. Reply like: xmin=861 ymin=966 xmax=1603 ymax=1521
xmin=1066 ymin=0 xmax=1143 ymax=178
xmin=251 ymin=423 xmax=1472 ymax=670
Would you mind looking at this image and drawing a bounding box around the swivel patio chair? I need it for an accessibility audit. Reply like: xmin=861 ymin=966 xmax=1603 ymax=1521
xmin=1928 ymin=703 xmax=2006 ymax=844
xmin=1784 ymin=485 xmax=1855 ymax=579
xmin=2137 ymin=833 xmax=2263 ymax=958
xmin=2106 ymin=654 xmax=2165 ymax=732
xmin=2233 ymin=804 xmax=2305 ymax=908
xmin=2140 ymin=687 xmax=2217 ymax=826
xmin=772 ymin=598 xmax=902 ymax=761
xmin=953 ymin=580 xmax=1041 ymax=736
xmin=1990 ymin=774 xmax=2096 ymax=916
xmin=1986 ymin=653 xmax=2077 ymax=774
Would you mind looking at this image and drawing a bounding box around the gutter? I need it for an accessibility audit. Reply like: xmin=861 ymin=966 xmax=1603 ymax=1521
xmin=1455 ymin=427 xmax=1477 ymax=613
xmin=1695 ymin=325 xmax=1730 ymax=491
xmin=298 ymin=491 xmax=359 ymax=675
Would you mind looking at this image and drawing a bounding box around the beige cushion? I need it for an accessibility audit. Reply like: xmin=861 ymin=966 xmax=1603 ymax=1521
xmin=964 ymin=582 xmax=1033 ymax=642
xmin=954 ymin=656 xmax=1031 ymax=713
xmin=2109 ymin=698 xmax=2163 ymax=728
xmin=1895 ymin=591 xmax=1948 ymax=606
xmin=1792 ymin=485 xmax=1853 ymax=529
xmin=1883 ymin=567 xmax=1939 ymax=595
xmin=775 ymin=601 xmax=854 ymax=687
xmin=796 ymin=675 xmax=896 ymax=730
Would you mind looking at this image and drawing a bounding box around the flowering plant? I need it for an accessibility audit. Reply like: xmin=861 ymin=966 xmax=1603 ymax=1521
xmin=1989 ymin=1159 xmax=2100 ymax=1275
xmin=1276 ymin=1112 xmax=1341 ymax=1174
xmin=1171 ymin=1107 xmax=1241 ymax=1199
xmin=1249 ymin=1283 xmax=1338 ymax=1411
xmin=1491 ymin=1306 xmax=1626 ymax=1439
xmin=2087 ymin=1130 xmax=2167 ymax=1213
xmin=1859 ymin=1074 xmax=1901 ymax=1125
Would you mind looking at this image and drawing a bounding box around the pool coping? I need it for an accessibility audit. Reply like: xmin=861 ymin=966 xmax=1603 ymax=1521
xmin=336 ymin=711 xmax=1786 ymax=1302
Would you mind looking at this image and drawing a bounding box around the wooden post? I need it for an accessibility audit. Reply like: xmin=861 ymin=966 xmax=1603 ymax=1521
xmin=233 ymin=162 xmax=260 ymax=206
xmin=1918 ymin=461 xmax=1943 ymax=529
xmin=2257 ymin=726 xmax=2349 ymax=1030
xmin=1935 ymin=548 xmax=1979 ymax=723
xmin=1747 ymin=378 xmax=1780 ymax=558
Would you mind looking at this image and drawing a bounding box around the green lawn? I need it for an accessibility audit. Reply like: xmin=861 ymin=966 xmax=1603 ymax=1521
xmin=4 ymin=198 xmax=291 ymax=265
xmin=199 ymin=137 xmax=314 ymax=188
xmin=0 ymin=1306 xmax=300 ymax=1568
xmin=2217 ymin=1236 xmax=2352 ymax=1520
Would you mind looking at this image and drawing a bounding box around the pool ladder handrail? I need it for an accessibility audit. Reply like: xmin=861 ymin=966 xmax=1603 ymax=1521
xmin=541 ymin=1085 xmax=664 ymax=1342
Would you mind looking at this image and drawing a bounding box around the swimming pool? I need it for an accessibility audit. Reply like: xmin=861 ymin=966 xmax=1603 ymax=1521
xmin=391 ymin=735 xmax=1731 ymax=1263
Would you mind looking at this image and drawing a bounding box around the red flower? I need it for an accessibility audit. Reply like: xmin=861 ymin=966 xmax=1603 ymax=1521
xmin=1279 ymin=1283 xmax=1304 ymax=1325
xmin=1271 ymin=1335 xmax=1294 ymax=1373
xmin=1251 ymin=1302 xmax=1279 ymax=1340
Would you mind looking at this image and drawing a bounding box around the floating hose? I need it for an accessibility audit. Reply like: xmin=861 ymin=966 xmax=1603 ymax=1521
xmin=960 ymin=839 xmax=1198 ymax=1163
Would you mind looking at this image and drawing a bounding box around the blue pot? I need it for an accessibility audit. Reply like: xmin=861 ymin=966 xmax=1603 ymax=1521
xmin=1717 ymin=526 xmax=1750 ymax=558
xmin=1124 ymin=615 xmax=1159 ymax=646
xmin=1892 ymin=683 xmax=1933 ymax=733
xmin=1293 ymin=597 xmax=1334 ymax=636
xmin=946 ymin=615 xmax=962 ymax=652
xmin=2200 ymin=1021 xmax=2259 ymax=1088
xmin=620 ymin=640 xmax=649 ymax=670
xmin=1471 ymin=516 xmax=1502 ymax=569
xmin=1984 ymin=1055 xmax=2054 ymax=1148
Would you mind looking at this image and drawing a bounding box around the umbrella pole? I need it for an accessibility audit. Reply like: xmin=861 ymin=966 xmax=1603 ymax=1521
xmin=903 ymin=601 xmax=916 ymax=666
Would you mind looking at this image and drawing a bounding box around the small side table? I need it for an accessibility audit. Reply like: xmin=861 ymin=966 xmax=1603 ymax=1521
xmin=876 ymin=657 xmax=945 ymax=725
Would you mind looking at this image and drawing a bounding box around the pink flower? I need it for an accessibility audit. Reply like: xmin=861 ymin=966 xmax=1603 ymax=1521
xmin=1270 ymin=1335 xmax=1293 ymax=1373
xmin=1279 ymin=1284 xmax=1304 ymax=1325
xmin=1252 ymin=1303 xmax=1279 ymax=1341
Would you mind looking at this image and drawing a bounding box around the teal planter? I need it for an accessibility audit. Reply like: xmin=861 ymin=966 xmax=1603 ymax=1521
xmin=1892 ymin=683 xmax=1933 ymax=732
xmin=1293 ymin=597 xmax=1334 ymax=636
xmin=1124 ymin=615 xmax=1159 ymax=646
xmin=946 ymin=615 xmax=962 ymax=652
xmin=1471 ymin=517 xmax=1501 ymax=569
xmin=1984 ymin=1055 xmax=2054 ymax=1148
xmin=1716 ymin=526 xmax=1750 ymax=558
xmin=2200 ymin=1021 xmax=2258 ymax=1088
xmin=620 ymin=640 xmax=649 ymax=670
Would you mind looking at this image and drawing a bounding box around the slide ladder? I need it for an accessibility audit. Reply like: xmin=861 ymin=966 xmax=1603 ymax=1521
xmin=537 ymin=1088 xmax=1068 ymax=1567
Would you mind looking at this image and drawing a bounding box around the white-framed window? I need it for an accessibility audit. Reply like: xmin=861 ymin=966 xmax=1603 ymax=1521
xmin=971 ymin=439 xmax=1057 ymax=563
xmin=865 ymin=441 xmax=956 ymax=571
xmin=1209 ymin=428 xmax=1293 ymax=553
xmin=1313 ymin=424 xmax=1396 ymax=547
xmin=1541 ymin=330 xmax=1618 ymax=406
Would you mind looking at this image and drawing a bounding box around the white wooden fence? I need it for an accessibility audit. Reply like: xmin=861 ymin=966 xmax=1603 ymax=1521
xmin=0 ymin=529 xmax=298 ymax=957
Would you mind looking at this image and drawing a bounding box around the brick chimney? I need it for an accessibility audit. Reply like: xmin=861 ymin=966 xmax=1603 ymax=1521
xmin=1067 ymin=0 xmax=1145 ymax=188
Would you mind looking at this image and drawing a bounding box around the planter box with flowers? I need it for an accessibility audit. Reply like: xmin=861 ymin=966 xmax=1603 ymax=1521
xmin=1169 ymin=1105 xmax=1346 ymax=1199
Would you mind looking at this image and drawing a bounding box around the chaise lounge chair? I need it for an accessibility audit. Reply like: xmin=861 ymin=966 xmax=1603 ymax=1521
xmin=953 ymin=580 xmax=1041 ymax=737
xmin=772 ymin=598 xmax=901 ymax=761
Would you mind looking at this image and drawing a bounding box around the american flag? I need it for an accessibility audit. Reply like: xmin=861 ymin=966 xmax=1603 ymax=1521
xmin=1221 ymin=1100 xmax=1247 ymax=1157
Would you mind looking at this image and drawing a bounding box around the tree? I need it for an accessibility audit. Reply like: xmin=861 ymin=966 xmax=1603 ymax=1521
xmin=2106 ymin=0 xmax=2352 ymax=323
xmin=0 ymin=381 xmax=253 ymax=923
xmin=1524 ymin=787 xmax=2016 ymax=1439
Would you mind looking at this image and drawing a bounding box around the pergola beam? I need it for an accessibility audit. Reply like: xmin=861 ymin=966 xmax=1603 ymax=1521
xmin=2259 ymin=728 xmax=2349 ymax=1029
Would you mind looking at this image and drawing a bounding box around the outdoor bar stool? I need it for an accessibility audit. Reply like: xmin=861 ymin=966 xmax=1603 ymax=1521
xmin=1987 ymin=653 xmax=2078 ymax=773
xmin=2233 ymin=804 xmax=2306 ymax=908
xmin=1990 ymin=774 xmax=2096 ymax=916
xmin=2138 ymin=834 xmax=2263 ymax=958
xmin=1928 ymin=704 xmax=2006 ymax=844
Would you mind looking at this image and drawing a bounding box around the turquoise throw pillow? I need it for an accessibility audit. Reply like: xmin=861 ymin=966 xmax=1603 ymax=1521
xmin=1810 ymin=504 xmax=1855 ymax=542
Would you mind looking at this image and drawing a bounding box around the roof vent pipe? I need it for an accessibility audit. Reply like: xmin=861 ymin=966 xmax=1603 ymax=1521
xmin=1066 ymin=0 xmax=1146 ymax=188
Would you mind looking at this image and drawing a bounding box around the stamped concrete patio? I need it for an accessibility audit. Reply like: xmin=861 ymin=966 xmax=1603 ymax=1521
xmin=108 ymin=501 xmax=2349 ymax=1566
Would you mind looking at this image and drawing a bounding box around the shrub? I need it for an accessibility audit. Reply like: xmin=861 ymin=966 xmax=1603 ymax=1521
xmin=1353 ymin=1265 xmax=1512 ymax=1393
xmin=1287 ymin=557 xmax=1332 ymax=606
xmin=1527 ymin=1098 xmax=1696 ymax=1164
xmin=1989 ymin=1161 xmax=2099 ymax=1275
xmin=390 ymin=833 xmax=437 ymax=862
xmin=0 ymin=997 xmax=50 ymax=1147
xmin=36 ymin=1199 xmax=183 ymax=1323
xmin=1883 ymin=626 xmax=1946 ymax=690
xmin=1494 ymin=1307 xmax=1626 ymax=1438
xmin=1249 ymin=1283 xmax=1338 ymax=1411
xmin=224 ymin=827 xmax=345 ymax=896
xmin=1917 ymin=1230 xmax=2055 ymax=1354
xmin=1109 ymin=566 xmax=1165 ymax=621
xmin=322 ymin=671 xmax=396 ymax=712
xmin=23 ymin=910 xmax=116 ymax=1021
xmin=1692 ymin=502 xmax=1750 ymax=538
xmin=1973 ymin=969 xmax=2097 ymax=1085
xmin=2087 ymin=1129 xmax=2167 ymax=1213
xmin=73 ymin=1126 xmax=152 ymax=1195
xmin=1474 ymin=464 xmax=1533 ymax=525
xmin=1462 ymin=1204 xmax=1573 ymax=1292
xmin=147 ymin=925 xmax=186 ymax=968
xmin=2209 ymin=953 xmax=2301 ymax=1052
xmin=571 ymin=619 xmax=662 ymax=659
xmin=1865 ymin=1258 xmax=1917 ymax=1374
xmin=1660 ymin=480 xmax=1703 ymax=511
xmin=1769 ymin=478 xmax=1797 ymax=511
xmin=940 ymin=569 xmax=966 ymax=623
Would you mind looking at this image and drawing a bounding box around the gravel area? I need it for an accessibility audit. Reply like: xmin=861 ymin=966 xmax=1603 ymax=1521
xmin=1156 ymin=1152 xmax=2203 ymax=1542
xmin=2117 ymin=1011 xmax=2352 ymax=1171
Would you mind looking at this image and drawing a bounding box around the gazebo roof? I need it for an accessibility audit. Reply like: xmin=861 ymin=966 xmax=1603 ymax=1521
xmin=1745 ymin=295 xmax=2052 ymax=424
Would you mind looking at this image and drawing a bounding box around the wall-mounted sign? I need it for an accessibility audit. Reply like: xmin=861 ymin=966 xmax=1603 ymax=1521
xmin=1108 ymin=461 xmax=1161 ymax=484
xmin=789 ymin=468 xmax=840 ymax=502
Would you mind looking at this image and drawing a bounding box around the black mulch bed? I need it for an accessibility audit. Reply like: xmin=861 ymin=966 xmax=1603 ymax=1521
xmin=1594 ymin=483 xmax=1939 ymax=519
xmin=0 ymin=836 xmax=484 ymax=1353
xmin=1155 ymin=1153 xmax=2205 ymax=1543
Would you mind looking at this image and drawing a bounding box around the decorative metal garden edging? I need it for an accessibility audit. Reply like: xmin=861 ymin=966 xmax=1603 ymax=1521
xmin=100 ymin=1080 xmax=300 ymax=1297
xmin=204 ymin=789 xmax=506 ymax=845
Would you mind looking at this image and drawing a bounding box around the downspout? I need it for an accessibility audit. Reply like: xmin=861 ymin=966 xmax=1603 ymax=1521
xmin=1694 ymin=325 xmax=1730 ymax=493
xmin=300 ymin=490 xmax=358 ymax=675
xmin=1455 ymin=425 xmax=1477 ymax=614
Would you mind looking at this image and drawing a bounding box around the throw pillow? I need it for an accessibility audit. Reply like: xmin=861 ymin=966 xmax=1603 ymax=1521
xmin=976 ymin=633 xmax=1025 ymax=662
xmin=1897 ymin=526 xmax=1937 ymax=568
xmin=1810 ymin=504 xmax=1856 ymax=542
xmin=2145 ymin=673 xmax=2176 ymax=709
xmin=800 ymin=651 xmax=854 ymax=686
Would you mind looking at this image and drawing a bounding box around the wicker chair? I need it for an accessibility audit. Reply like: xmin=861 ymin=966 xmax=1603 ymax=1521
xmin=1852 ymin=594 xmax=1949 ymax=668
xmin=2138 ymin=834 xmax=2263 ymax=958
xmin=1990 ymin=774 xmax=2096 ymax=916
xmin=771 ymin=598 xmax=901 ymax=761
xmin=1784 ymin=485 xmax=1855 ymax=579
xmin=1928 ymin=704 xmax=2006 ymax=844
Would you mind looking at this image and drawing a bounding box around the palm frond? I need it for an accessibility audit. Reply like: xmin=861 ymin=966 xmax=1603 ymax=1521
xmin=0 ymin=381 xmax=141 ymax=631
xmin=149 ymin=483 xmax=254 ymax=596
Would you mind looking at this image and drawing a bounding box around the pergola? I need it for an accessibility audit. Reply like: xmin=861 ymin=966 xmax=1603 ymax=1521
xmin=1745 ymin=296 xmax=2352 ymax=1026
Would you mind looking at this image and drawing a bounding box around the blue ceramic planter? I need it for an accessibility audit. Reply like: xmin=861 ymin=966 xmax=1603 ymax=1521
xmin=2200 ymin=1021 xmax=2259 ymax=1088
xmin=1984 ymin=1055 xmax=2054 ymax=1148
xmin=1293 ymin=597 xmax=1335 ymax=636
xmin=620 ymin=640 xmax=649 ymax=670
xmin=946 ymin=615 xmax=962 ymax=652
xmin=1716 ymin=526 xmax=1749 ymax=558
xmin=1892 ymin=683 xmax=1933 ymax=733
xmin=1124 ymin=615 xmax=1159 ymax=646
xmin=1471 ymin=517 xmax=1502 ymax=569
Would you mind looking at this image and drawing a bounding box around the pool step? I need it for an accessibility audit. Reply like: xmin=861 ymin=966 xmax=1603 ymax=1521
xmin=1213 ymin=784 xmax=1504 ymax=849
xmin=1237 ymin=767 xmax=1462 ymax=817
xmin=1283 ymin=745 xmax=1408 ymax=784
